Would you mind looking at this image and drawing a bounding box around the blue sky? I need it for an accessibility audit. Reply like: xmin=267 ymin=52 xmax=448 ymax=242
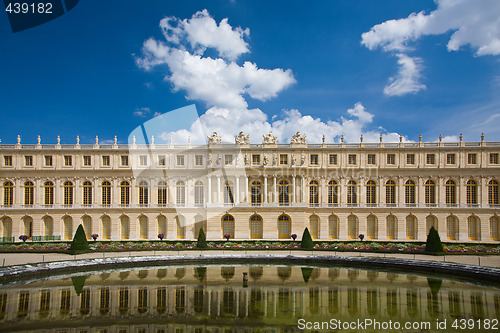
xmin=1 ymin=0 xmax=499 ymax=144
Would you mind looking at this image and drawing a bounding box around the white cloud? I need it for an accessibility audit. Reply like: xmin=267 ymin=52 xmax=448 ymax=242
xmin=134 ymin=107 xmax=151 ymax=117
xmin=137 ymin=11 xmax=407 ymax=144
xmin=159 ymin=9 xmax=250 ymax=61
xmin=384 ymin=54 xmax=426 ymax=96
xmin=362 ymin=0 xmax=500 ymax=96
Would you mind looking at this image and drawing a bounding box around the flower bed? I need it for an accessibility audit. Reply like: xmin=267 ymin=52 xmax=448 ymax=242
xmin=0 ymin=240 xmax=498 ymax=254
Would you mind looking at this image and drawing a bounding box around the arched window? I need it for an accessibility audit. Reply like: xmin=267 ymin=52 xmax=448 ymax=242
xmin=83 ymin=181 xmax=92 ymax=206
xmin=328 ymin=215 xmax=338 ymax=239
xmin=426 ymin=215 xmax=438 ymax=234
xmin=405 ymin=180 xmax=415 ymax=205
xmin=43 ymin=216 xmax=53 ymax=237
xmin=222 ymin=215 xmax=235 ymax=238
xmin=406 ymin=215 xmax=417 ymax=239
xmin=82 ymin=215 xmax=92 ymax=239
xmin=446 ymin=180 xmax=456 ymax=205
xmin=194 ymin=181 xmax=204 ymax=206
xmin=347 ymin=215 xmax=358 ymax=239
xmin=139 ymin=215 xmax=148 ymax=239
xmin=23 ymin=216 xmax=33 ymax=239
xmin=44 ymin=181 xmax=54 ymax=205
xmin=176 ymin=215 xmax=185 ymax=239
xmin=425 ymin=180 xmax=435 ymax=205
xmin=367 ymin=215 xmax=376 ymax=239
xmin=24 ymin=181 xmax=34 ymax=205
xmin=488 ymin=180 xmax=499 ymax=205
xmin=467 ymin=180 xmax=477 ymax=205
xmin=63 ymin=216 xmax=73 ymax=240
xmin=250 ymin=215 xmax=263 ymax=239
xmin=3 ymin=181 xmax=13 ymax=206
xmin=278 ymin=215 xmax=291 ymax=239
xmin=2 ymin=217 xmax=12 ymax=238
xmin=139 ymin=181 xmax=149 ymax=206
xmin=468 ymin=216 xmax=479 ymax=240
xmin=386 ymin=180 xmax=396 ymax=205
xmin=347 ymin=180 xmax=357 ymax=205
xmin=176 ymin=181 xmax=185 ymax=206
xmin=102 ymin=215 xmax=111 ymax=239
xmin=102 ymin=181 xmax=111 ymax=206
xmin=490 ymin=216 xmax=499 ymax=241
xmin=194 ymin=215 xmax=205 ymax=238
xmin=158 ymin=181 xmax=167 ymax=206
xmin=158 ymin=215 xmax=167 ymax=236
xmin=224 ymin=181 xmax=234 ymax=205
xmin=309 ymin=180 xmax=319 ymax=206
xmin=278 ymin=180 xmax=289 ymax=206
xmin=386 ymin=215 xmax=397 ymax=239
xmin=63 ymin=181 xmax=73 ymax=206
xmin=366 ymin=181 xmax=376 ymax=205
xmin=328 ymin=180 xmax=338 ymax=205
xmin=120 ymin=181 xmax=130 ymax=206
xmin=309 ymin=215 xmax=319 ymax=239
xmin=120 ymin=216 xmax=129 ymax=239
xmin=251 ymin=181 xmax=261 ymax=206
xmin=446 ymin=216 xmax=458 ymax=240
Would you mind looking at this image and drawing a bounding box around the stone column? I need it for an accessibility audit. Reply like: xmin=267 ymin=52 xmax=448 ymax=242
xmin=263 ymin=176 xmax=268 ymax=203
xmin=245 ymin=176 xmax=249 ymax=203
xmin=302 ymin=176 xmax=307 ymax=203
xmin=235 ymin=176 xmax=240 ymax=204
xmin=217 ymin=176 xmax=221 ymax=204
xmin=207 ymin=176 xmax=212 ymax=204
xmin=292 ymin=175 xmax=296 ymax=204
xmin=273 ymin=176 xmax=277 ymax=204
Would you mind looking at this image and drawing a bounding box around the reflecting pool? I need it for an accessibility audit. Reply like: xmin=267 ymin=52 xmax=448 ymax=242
xmin=0 ymin=265 xmax=499 ymax=332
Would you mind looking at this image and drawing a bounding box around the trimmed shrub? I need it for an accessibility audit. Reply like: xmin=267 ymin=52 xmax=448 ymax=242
xmin=301 ymin=267 xmax=314 ymax=283
xmin=425 ymin=226 xmax=444 ymax=254
xmin=70 ymin=224 xmax=89 ymax=254
xmin=300 ymin=228 xmax=314 ymax=249
xmin=71 ymin=275 xmax=88 ymax=295
xmin=196 ymin=228 xmax=208 ymax=249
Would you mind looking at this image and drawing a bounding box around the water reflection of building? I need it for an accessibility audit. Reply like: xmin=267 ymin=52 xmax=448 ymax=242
xmin=0 ymin=266 xmax=499 ymax=332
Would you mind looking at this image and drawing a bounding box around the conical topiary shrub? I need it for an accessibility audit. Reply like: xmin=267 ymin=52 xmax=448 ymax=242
xmin=300 ymin=227 xmax=314 ymax=249
xmin=196 ymin=228 xmax=208 ymax=249
xmin=425 ymin=226 xmax=444 ymax=254
xmin=70 ymin=224 xmax=89 ymax=254
xmin=301 ymin=267 xmax=314 ymax=283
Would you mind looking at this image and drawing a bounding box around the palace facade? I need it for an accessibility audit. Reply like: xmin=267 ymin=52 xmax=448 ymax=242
xmin=0 ymin=132 xmax=499 ymax=243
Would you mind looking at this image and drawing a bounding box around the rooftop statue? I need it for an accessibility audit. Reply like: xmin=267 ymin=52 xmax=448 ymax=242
xmin=290 ymin=131 xmax=306 ymax=144
xmin=207 ymin=132 xmax=222 ymax=144
xmin=235 ymin=131 xmax=250 ymax=145
xmin=262 ymin=131 xmax=277 ymax=144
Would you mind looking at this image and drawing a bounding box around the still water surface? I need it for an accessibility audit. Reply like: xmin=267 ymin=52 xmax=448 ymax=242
xmin=0 ymin=264 xmax=498 ymax=332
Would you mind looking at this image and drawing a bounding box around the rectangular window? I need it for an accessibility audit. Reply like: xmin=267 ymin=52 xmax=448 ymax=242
xmin=44 ymin=155 xmax=53 ymax=166
xmin=252 ymin=154 xmax=260 ymax=165
xmin=140 ymin=155 xmax=148 ymax=166
xmin=467 ymin=153 xmax=477 ymax=164
xmin=121 ymin=155 xmax=128 ymax=166
xmin=490 ymin=153 xmax=499 ymax=164
xmin=386 ymin=154 xmax=395 ymax=165
xmin=195 ymin=155 xmax=203 ymax=166
xmin=426 ymin=153 xmax=435 ymax=165
xmin=25 ymin=156 xmax=33 ymax=166
xmin=64 ymin=155 xmax=72 ymax=166
xmin=224 ymin=155 xmax=233 ymax=165
xmin=83 ymin=155 xmax=91 ymax=166
xmin=4 ymin=156 xmax=12 ymax=166
xmin=310 ymin=154 xmax=319 ymax=165
xmin=407 ymin=154 xmax=415 ymax=165
xmin=176 ymin=155 xmax=184 ymax=166
xmin=158 ymin=155 xmax=166 ymax=166
xmin=102 ymin=155 xmax=110 ymax=166
xmin=446 ymin=153 xmax=456 ymax=165
xmin=329 ymin=154 xmax=337 ymax=165
xmin=367 ymin=154 xmax=375 ymax=165
xmin=279 ymin=154 xmax=288 ymax=165
xmin=348 ymin=154 xmax=356 ymax=165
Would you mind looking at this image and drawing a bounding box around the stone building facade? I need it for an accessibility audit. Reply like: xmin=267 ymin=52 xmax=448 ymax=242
xmin=0 ymin=132 xmax=499 ymax=242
